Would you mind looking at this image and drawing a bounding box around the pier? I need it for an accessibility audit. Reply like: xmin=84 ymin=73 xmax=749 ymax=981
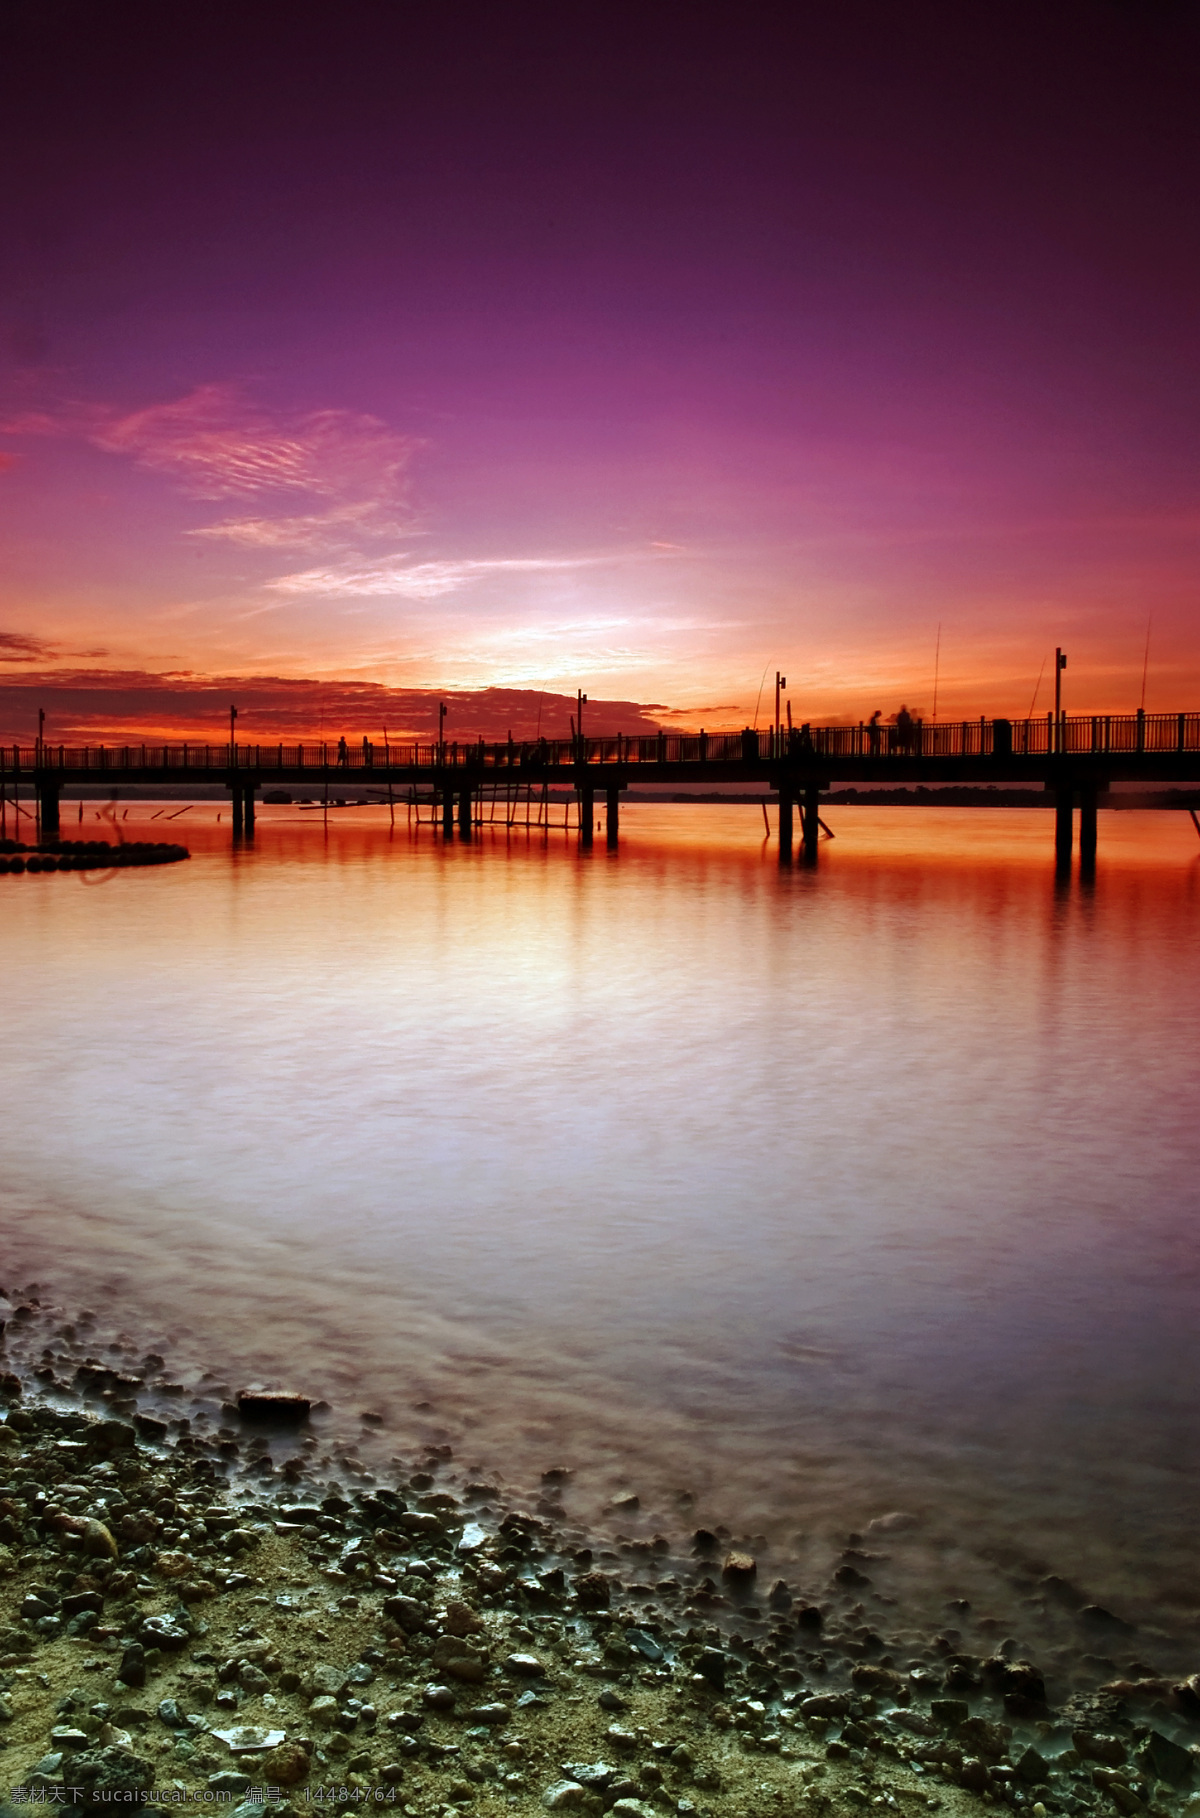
xmin=4 ymin=708 xmax=1200 ymax=874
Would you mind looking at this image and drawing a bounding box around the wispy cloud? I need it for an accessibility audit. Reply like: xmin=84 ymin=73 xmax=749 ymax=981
xmin=1 ymin=386 xmax=423 ymax=552
xmin=0 ymin=630 xmax=57 ymax=663
xmin=95 ymin=385 xmax=417 ymax=502
xmin=266 ymin=553 xmax=618 ymax=599
xmin=187 ymin=501 xmax=399 ymax=549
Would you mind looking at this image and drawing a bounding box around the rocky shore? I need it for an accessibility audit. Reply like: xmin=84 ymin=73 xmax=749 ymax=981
xmin=1 ymin=1298 xmax=1198 ymax=1818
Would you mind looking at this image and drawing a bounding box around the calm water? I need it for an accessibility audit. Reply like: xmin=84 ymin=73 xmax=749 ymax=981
xmin=3 ymin=802 xmax=1199 ymax=1658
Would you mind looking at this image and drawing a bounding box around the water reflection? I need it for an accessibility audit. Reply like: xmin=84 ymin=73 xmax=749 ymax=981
xmin=1 ymin=803 xmax=1198 ymax=1646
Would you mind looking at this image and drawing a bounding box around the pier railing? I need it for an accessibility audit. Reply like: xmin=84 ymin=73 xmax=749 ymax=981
xmin=4 ymin=710 xmax=1200 ymax=774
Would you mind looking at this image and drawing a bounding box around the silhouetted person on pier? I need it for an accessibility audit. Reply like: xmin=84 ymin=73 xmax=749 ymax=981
xmin=362 ymin=736 xmax=372 ymax=766
xmin=741 ymin=726 xmax=758 ymax=761
xmin=894 ymin=705 xmax=915 ymax=753
xmin=868 ymin=710 xmax=882 ymax=754
xmin=337 ymin=736 xmax=348 ymax=766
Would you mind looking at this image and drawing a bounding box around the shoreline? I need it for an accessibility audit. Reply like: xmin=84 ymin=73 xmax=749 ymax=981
xmin=1 ymin=1300 xmax=1198 ymax=1818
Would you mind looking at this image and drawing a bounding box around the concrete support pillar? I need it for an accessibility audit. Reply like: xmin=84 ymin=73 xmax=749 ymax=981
xmin=243 ymin=787 xmax=255 ymax=836
xmin=442 ymin=784 xmax=454 ymax=835
xmin=458 ymin=786 xmax=473 ymax=837
xmin=1055 ymin=785 xmax=1074 ymax=873
xmin=605 ymin=787 xmax=620 ymax=848
xmin=1079 ymin=784 xmax=1098 ymax=877
xmin=37 ymin=781 xmax=61 ymax=839
xmin=580 ymin=785 xmax=594 ymax=848
xmin=231 ymin=788 xmax=244 ymax=837
xmin=778 ymin=791 xmax=794 ymax=860
xmin=802 ymin=781 xmax=820 ymax=863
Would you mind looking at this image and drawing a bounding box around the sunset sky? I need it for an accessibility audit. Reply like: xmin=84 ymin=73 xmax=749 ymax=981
xmin=1 ymin=0 xmax=1198 ymax=738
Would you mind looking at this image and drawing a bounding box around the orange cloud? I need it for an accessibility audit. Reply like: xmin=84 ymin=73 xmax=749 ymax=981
xmin=0 ymin=669 xmax=667 ymax=744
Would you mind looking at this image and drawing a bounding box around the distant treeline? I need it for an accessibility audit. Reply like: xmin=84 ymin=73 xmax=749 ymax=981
xmin=828 ymin=787 xmax=1200 ymax=808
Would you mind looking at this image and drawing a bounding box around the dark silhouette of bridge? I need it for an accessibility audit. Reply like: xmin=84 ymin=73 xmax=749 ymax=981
xmin=5 ymin=708 xmax=1199 ymax=874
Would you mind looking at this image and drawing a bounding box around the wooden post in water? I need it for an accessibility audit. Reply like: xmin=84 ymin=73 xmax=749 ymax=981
xmin=39 ymin=784 xmax=63 ymax=834
xmin=1055 ymin=784 xmax=1074 ymax=873
xmin=605 ymin=786 xmax=620 ymax=848
xmin=1079 ymin=783 xmax=1098 ymax=876
xmin=802 ymin=781 xmax=820 ymax=863
xmin=778 ymin=790 xmax=794 ymax=860
xmin=580 ymin=785 xmax=594 ymax=847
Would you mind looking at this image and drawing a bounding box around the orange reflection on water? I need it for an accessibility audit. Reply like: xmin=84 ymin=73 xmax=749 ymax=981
xmin=2 ymin=800 xmax=1198 ymax=1650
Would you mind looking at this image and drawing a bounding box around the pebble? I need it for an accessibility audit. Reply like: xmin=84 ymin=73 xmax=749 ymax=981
xmin=624 ymin=1627 xmax=664 ymax=1662
xmin=309 ymin=1663 xmax=346 ymax=1694
xmin=0 ymin=1312 xmax=1192 ymax=1818
xmin=257 ymin=1741 xmax=311 ymax=1786
xmin=722 ymin=1548 xmax=756 ymax=1581
xmin=468 ymin=1703 xmax=510 ymax=1725
xmin=542 ymin=1780 xmax=587 ymax=1810
xmin=866 ymin=1510 xmax=918 ymax=1534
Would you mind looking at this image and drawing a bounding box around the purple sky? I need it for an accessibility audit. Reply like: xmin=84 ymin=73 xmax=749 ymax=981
xmin=1 ymin=0 xmax=1198 ymax=735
